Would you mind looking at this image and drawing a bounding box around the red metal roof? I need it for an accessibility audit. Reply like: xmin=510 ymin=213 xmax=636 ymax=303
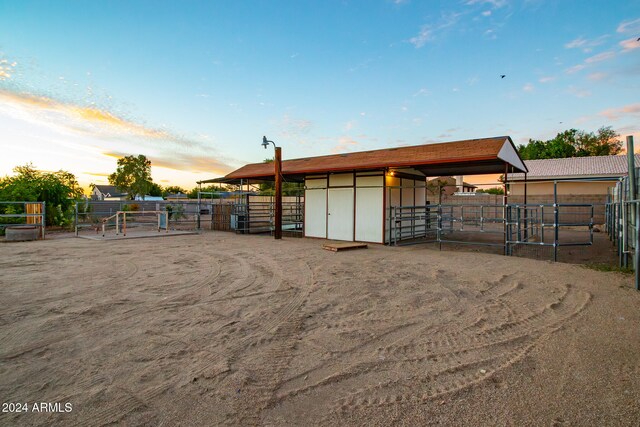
xmin=222 ymin=136 xmax=525 ymax=181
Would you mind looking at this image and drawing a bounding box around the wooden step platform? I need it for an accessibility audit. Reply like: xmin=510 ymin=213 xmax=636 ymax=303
xmin=322 ymin=242 xmax=368 ymax=252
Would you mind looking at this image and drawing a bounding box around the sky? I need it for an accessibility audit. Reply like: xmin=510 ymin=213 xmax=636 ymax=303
xmin=1 ymin=0 xmax=639 ymax=191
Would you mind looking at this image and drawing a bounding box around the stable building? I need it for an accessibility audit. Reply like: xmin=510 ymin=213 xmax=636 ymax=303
xmin=213 ymin=136 xmax=527 ymax=243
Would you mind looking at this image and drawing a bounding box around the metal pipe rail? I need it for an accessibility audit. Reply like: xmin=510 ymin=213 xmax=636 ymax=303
xmin=0 ymin=201 xmax=46 ymax=239
xmin=100 ymin=211 xmax=168 ymax=237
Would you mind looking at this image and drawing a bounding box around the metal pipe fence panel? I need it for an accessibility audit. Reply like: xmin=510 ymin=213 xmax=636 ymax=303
xmin=75 ymin=200 xmax=202 ymax=236
xmin=0 ymin=201 xmax=46 ymax=239
xmin=388 ymin=202 xmax=595 ymax=263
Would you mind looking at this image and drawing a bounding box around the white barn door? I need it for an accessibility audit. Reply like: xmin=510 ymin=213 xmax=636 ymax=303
xmin=355 ymin=176 xmax=383 ymax=243
xmin=304 ymin=178 xmax=327 ymax=238
xmin=327 ymin=188 xmax=354 ymax=241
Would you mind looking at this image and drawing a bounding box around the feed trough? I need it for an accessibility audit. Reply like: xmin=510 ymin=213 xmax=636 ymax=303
xmin=5 ymin=225 xmax=40 ymax=242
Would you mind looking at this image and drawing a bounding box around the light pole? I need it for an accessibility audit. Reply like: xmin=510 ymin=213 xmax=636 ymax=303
xmin=262 ymin=136 xmax=282 ymax=239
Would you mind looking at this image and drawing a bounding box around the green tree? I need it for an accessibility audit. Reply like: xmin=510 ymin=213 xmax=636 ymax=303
xmin=148 ymin=182 xmax=164 ymax=197
xmin=518 ymin=127 xmax=622 ymax=160
xmin=187 ymin=185 xmax=233 ymax=199
xmin=578 ymin=126 xmax=622 ymax=157
xmin=0 ymin=164 xmax=83 ymax=226
xmin=164 ymin=185 xmax=187 ymax=196
xmin=476 ymin=187 xmax=504 ymax=195
xmin=108 ymin=155 xmax=153 ymax=200
xmin=257 ymin=158 xmax=303 ymax=196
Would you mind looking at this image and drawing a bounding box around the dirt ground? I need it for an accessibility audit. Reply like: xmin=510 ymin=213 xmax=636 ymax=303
xmin=0 ymin=232 xmax=639 ymax=426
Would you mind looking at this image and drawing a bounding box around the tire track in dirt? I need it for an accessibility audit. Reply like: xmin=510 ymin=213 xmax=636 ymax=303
xmin=268 ymin=283 xmax=590 ymax=420
xmin=153 ymin=257 xmax=315 ymax=427
xmin=0 ymin=259 xmax=140 ymax=360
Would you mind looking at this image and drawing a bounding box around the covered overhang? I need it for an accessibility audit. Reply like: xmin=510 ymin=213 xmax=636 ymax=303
xmin=200 ymin=136 xmax=527 ymax=185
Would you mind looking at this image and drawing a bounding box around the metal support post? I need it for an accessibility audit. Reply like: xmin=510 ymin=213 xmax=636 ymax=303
xmin=554 ymin=181 xmax=558 ymax=262
xmin=636 ymin=202 xmax=640 ymax=291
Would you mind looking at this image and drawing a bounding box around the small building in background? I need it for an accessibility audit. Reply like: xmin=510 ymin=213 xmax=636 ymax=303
xmin=427 ymin=176 xmax=477 ymax=197
xmin=134 ymin=195 xmax=164 ymax=201
xmin=509 ymin=155 xmax=640 ymax=223
xmin=509 ymin=155 xmax=640 ymax=197
xmin=91 ymin=185 xmax=128 ymax=201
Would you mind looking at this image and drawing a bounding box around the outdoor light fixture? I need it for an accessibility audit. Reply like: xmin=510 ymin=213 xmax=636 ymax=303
xmin=261 ymin=136 xmax=282 ymax=240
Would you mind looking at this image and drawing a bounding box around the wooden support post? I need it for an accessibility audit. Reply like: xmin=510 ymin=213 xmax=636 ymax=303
xmin=275 ymin=146 xmax=282 ymax=240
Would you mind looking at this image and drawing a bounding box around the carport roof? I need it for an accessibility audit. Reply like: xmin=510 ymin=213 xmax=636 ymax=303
xmin=205 ymin=136 xmax=527 ymax=184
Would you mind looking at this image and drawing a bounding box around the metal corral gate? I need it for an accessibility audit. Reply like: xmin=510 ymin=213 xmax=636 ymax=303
xmin=0 ymin=201 xmax=46 ymax=239
xmin=388 ymin=202 xmax=594 ymax=261
xmin=230 ymin=194 xmax=303 ymax=236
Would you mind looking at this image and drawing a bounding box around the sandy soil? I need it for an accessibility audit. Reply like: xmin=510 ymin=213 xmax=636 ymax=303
xmin=0 ymin=232 xmax=639 ymax=426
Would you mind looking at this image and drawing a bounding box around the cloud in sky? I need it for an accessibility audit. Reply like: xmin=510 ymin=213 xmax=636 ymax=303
xmin=584 ymin=51 xmax=616 ymax=63
xmin=620 ymin=37 xmax=640 ymax=52
xmin=0 ymin=59 xmax=17 ymax=80
xmin=567 ymin=86 xmax=591 ymax=98
xmin=587 ymin=72 xmax=608 ymax=81
xmin=564 ymin=44 xmax=617 ymax=75
xmin=564 ymin=35 xmax=609 ymax=53
xmin=465 ymin=0 xmax=508 ymax=8
xmin=0 ymin=89 xmax=236 ymax=185
xmin=104 ymin=150 xmax=232 ymax=174
xmin=331 ymin=136 xmax=359 ymax=154
xmin=277 ymin=114 xmax=313 ymax=139
xmin=616 ymin=18 xmax=640 ymax=34
xmin=599 ymin=103 xmax=640 ymax=121
xmin=409 ymin=12 xmax=462 ymax=47
xmin=344 ymin=120 xmax=355 ymax=131
xmin=522 ymin=83 xmax=534 ymax=92
xmin=409 ymin=26 xmax=433 ymax=48
xmin=538 ymin=76 xmax=555 ymax=83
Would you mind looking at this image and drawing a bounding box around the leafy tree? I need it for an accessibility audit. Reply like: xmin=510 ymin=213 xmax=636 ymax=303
xmin=148 ymin=182 xmax=164 ymax=197
xmin=187 ymin=185 xmax=224 ymax=199
xmin=518 ymin=127 xmax=622 ymax=160
xmin=108 ymin=154 xmax=153 ymax=200
xmin=258 ymin=181 xmax=303 ymax=196
xmin=257 ymin=158 xmax=303 ymax=196
xmin=577 ymin=126 xmax=622 ymax=157
xmin=476 ymin=187 xmax=504 ymax=195
xmin=0 ymin=164 xmax=83 ymax=226
xmin=164 ymin=185 xmax=187 ymax=196
xmin=426 ymin=178 xmax=449 ymax=202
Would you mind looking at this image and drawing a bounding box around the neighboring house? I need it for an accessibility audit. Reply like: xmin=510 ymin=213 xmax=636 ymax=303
xmin=91 ymin=185 xmax=128 ymax=201
xmin=427 ymin=176 xmax=477 ymax=196
xmin=509 ymin=154 xmax=640 ymax=197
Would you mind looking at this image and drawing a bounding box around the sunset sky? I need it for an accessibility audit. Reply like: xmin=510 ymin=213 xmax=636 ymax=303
xmin=1 ymin=0 xmax=639 ymax=191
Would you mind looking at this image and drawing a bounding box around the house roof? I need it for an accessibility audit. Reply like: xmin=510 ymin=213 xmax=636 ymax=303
xmin=212 ymin=136 xmax=527 ymax=183
xmin=94 ymin=185 xmax=127 ymax=196
xmin=509 ymin=154 xmax=640 ymax=181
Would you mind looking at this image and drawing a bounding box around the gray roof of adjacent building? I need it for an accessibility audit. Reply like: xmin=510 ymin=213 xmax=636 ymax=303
xmin=94 ymin=185 xmax=127 ymax=196
xmin=509 ymin=154 xmax=640 ymax=181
